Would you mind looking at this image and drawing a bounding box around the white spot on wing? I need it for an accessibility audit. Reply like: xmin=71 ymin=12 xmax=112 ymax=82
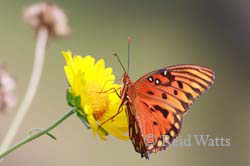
xmin=163 ymin=70 xmax=167 ymax=76
xmin=148 ymin=77 xmax=153 ymax=82
xmin=155 ymin=79 xmax=160 ymax=85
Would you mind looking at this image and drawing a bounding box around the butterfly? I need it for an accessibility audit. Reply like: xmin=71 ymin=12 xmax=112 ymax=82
xmin=117 ymin=64 xmax=215 ymax=159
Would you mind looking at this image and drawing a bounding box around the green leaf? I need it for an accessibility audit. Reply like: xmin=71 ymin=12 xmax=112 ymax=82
xmin=73 ymin=96 xmax=81 ymax=109
xmin=46 ymin=132 xmax=57 ymax=140
xmin=28 ymin=128 xmax=57 ymax=140
xmin=77 ymin=112 xmax=90 ymax=129
xmin=66 ymin=88 xmax=81 ymax=109
xmin=66 ymin=89 xmax=74 ymax=107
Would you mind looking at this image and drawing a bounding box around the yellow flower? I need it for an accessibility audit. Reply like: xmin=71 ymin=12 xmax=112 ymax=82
xmin=62 ymin=50 xmax=129 ymax=140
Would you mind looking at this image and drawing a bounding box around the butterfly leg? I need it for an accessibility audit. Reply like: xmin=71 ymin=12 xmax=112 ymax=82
xmin=98 ymin=100 xmax=127 ymax=129
xmin=93 ymin=87 xmax=121 ymax=98
xmin=104 ymin=87 xmax=121 ymax=98
xmin=100 ymin=79 xmax=122 ymax=92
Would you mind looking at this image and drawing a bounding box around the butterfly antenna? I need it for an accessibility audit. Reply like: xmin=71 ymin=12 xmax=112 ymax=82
xmin=128 ymin=36 xmax=131 ymax=74
xmin=113 ymin=53 xmax=127 ymax=73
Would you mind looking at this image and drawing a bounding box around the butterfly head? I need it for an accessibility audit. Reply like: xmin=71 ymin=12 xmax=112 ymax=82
xmin=122 ymin=72 xmax=132 ymax=86
xmin=119 ymin=72 xmax=133 ymax=105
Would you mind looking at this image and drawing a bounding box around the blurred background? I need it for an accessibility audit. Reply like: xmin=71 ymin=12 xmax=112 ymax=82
xmin=0 ymin=0 xmax=249 ymax=165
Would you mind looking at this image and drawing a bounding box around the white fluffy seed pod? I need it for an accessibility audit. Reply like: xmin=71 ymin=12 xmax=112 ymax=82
xmin=23 ymin=2 xmax=70 ymax=37
xmin=0 ymin=65 xmax=16 ymax=112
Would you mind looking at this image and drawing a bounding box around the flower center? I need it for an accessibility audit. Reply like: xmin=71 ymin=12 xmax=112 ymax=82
xmin=88 ymin=86 xmax=109 ymax=121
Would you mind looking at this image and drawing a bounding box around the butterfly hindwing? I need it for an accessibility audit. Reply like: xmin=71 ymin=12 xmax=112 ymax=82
xmin=127 ymin=97 xmax=183 ymax=158
xmin=126 ymin=105 xmax=149 ymax=158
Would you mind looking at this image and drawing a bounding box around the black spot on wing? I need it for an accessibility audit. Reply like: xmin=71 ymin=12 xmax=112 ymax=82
xmin=147 ymin=91 xmax=154 ymax=95
xmin=153 ymin=105 xmax=161 ymax=110
xmin=160 ymin=109 xmax=169 ymax=118
xmin=153 ymin=121 xmax=158 ymax=125
xmin=162 ymin=93 xmax=167 ymax=99
xmin=153 ymin=105 xmax=169 ymax=118
xmin=186 ymin=92 xmax=193 ymax=100
xmin=177 ymin=81 xmax=183 ymax=89
xmin=193 ymin=87 xmax=202 ymax=94
xmin=166 ymin=72 xmax=175 ymax=82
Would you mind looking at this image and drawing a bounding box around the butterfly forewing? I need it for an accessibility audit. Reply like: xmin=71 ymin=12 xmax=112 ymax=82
xmin=127 ymin=64 xmax=215 ymax=158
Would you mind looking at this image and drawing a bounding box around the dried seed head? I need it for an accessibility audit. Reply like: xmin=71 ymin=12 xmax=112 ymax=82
xmin=0 ymin=65 xmax=16 ymax=112
xmin=23 ymin=2 xmax=70 ymax=37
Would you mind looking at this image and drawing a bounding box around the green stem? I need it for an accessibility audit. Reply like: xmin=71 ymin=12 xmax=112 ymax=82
xmin=0 ymin=109 xmax=76 ymax=159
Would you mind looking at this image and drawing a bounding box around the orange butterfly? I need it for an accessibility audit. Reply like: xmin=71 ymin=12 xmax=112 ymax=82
xmin=101 ymin=40 xmax=215 ymax=159
xmin=119 ymin=64 xmax=215 ymax=159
